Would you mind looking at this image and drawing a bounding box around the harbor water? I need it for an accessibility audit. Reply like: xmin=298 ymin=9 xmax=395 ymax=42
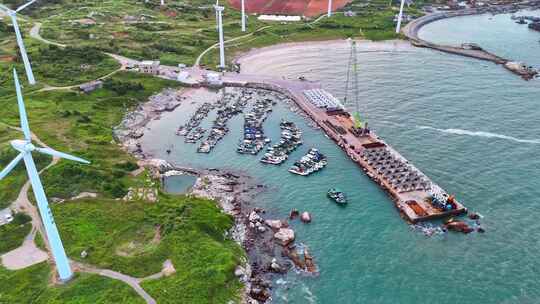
xmin=162 ymin=174 xmax=197 ymax=194
xmin=141 ymin=12 xmax=540 ymax=304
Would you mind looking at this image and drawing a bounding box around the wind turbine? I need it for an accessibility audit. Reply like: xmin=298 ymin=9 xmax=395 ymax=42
xmin=327 ymin=0 xmax=332 ymax=17
xmin=395 ymin=0 xmax=406 ymax=33
xmin=0 ymin=0 xmax=39 ymax=85
xmin=241 ymin=0 xmax=246 ymax=32
xmin=0 ymin=69 xmax=90 ymax=282
xmin=214 ymin=4 xmax=226 ymax=69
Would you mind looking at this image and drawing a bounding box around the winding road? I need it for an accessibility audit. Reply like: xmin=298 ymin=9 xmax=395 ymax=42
xmin=195 ymin=25 xmax=272 ymax=67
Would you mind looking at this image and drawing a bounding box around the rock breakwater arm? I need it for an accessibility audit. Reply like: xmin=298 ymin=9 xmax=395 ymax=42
xmin=402 ymin=7 xmax=538 ymax=80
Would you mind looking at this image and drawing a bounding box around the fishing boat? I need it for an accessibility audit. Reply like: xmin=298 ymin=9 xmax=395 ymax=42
xmin=288 ymin=148 xmax=327 ymax=176
xmin=327 ymin=188 xmax=347 ymax=205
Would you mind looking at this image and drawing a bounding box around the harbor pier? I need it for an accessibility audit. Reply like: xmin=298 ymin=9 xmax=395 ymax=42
xmin=220 ymin=73 xmax=467 ymax=223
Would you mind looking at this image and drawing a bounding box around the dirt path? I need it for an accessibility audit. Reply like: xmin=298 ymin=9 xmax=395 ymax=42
xmin=73 ymin=262 xmax=157 ymax=304
xmin=37 ymin=67 xmax=123 ymax=92
xmin=195 ymin=25 xmax=272 ymax=67
xmin=27 ymin=23 xmax=122 ymax=92
xmin=29 ymin=23 xmax=67 ymax=47
xmin=194 ymin=12 xmax=333 ymax=68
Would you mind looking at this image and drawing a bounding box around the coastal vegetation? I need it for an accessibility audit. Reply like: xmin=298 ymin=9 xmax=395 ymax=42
xmin=1 ymin=72 xmax=177 ymax=200
xmin=30 ymin=45 xmax=121 ymax=87
xmin=53 ymin=195 xmax=243 ymax=303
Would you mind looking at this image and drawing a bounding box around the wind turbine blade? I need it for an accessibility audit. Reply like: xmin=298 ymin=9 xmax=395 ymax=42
xmin=10 ymin=16 xmax=36 ymax=85
xmin=13 ymin=69 xmax=32 ymax=141
xmin=0 ymin=153 xmax=24 ymax=180
xmin=34 ymin=147 xmax=90 ymax=164
xmin=16 ymin=0 xmax=38 ymax=12
xmin=0 ymin=3 xmax=11 ymax=12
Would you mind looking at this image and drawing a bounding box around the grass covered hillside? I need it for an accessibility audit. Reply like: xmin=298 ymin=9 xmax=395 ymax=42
xmin=54 ymin=195 xmax=244 ymax=303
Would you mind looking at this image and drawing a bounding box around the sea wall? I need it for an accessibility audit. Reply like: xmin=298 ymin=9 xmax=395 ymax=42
xmin=402 ymin=5 xmax=539 ymax=79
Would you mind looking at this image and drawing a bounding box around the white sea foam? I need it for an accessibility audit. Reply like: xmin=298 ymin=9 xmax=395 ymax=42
xmin=417 ymin=126 xmax=540 ymax=144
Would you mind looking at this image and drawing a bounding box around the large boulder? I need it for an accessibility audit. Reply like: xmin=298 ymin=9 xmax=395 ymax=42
xmin=274 ymin=228 xmax=295 ymax=246
xmin=444 ymin=220 xmax=473 ymax=234
xmin=264 ymin=219 xmax=283 ymax=230
xmin=300 ymin=212 xmax=312 ymax=223
xmin=249 ymin=211 xmax=262 ymax=223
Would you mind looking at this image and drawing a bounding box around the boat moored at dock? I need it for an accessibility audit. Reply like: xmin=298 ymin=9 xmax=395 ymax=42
xmin=289 ymin=148 xmax=327 ymax=176
xmin=260 ymin=120 xmax=302 ymax=165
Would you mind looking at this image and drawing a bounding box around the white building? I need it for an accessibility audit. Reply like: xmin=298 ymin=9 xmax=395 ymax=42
xmin=138 ymin=60 xmax=161 ymax=75
xmin=204 ymin=72 xmax=223 ymax=87
xmin=0 ymin=208 xmax=13 ymax=226
xmin=257 ymin=15 xmax=302 ymax=22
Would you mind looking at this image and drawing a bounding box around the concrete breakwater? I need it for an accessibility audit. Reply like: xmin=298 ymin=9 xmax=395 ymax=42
xmin=402 ymin=6 xmax=539 ymax=80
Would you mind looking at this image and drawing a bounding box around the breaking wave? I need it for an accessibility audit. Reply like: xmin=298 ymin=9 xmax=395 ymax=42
xmin=417 ymin=126 xmax=540 ymax=144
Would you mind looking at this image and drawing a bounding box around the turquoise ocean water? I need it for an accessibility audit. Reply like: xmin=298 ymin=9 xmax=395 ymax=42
xmin=141 ymin=12 xmax=540 ymax=304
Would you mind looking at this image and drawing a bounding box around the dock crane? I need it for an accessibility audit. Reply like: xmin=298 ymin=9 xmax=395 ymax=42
xmin=343 ymin=39 xmax=369 ymax=136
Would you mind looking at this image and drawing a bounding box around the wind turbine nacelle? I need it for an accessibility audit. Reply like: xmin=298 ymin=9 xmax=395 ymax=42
xmin=10 ymin=139 xmax=33 ymax=153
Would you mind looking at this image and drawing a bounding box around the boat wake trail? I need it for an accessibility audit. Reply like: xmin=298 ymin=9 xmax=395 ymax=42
xmin=417 ymin=126 xmax=540 ymax=144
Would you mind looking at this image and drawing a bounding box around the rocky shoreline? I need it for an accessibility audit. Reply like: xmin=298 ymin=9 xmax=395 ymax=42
xmin=114 ymin=88 xmax=318 ymax=303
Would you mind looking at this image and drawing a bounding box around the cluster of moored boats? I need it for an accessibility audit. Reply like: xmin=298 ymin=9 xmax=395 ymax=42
xmin=176 ymin=102 xmax=213 ymax=138
xmin=237 ymin=97 xmax=275 ymax=155
xmin=288 ymin=148 xmax=327 ymax=176
xmin=512 ymin=15 xmax=540 ymax=32
xmin=198 ymin=90 xmax=250 ymax=153
xmin=260 ymin=121 xmax=302 ymax=165
xmin=185 ymin=127 xmax=205 ymax=143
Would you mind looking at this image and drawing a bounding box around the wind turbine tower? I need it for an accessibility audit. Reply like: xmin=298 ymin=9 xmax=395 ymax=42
xmin=0 ymin=0 xmax=39 ymax=85
xmin=0 ymin=70 xmax=91 ymax=282
xmin=395 ymin=0 xmax=406 ymax=33
xmin=327 ymin=0 xmax=332 ymax=17
xmin=241 ymin=0 xmax=246 ymax=32
xmin=214 ymin=5 xmax=226 ymax=69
